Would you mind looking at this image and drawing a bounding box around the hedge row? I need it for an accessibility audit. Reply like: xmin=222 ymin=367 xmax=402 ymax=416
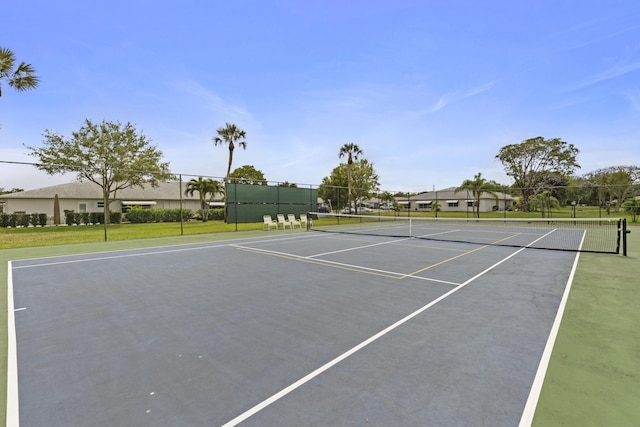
xmin=64 ymin=211 xmax=121 ymax=225
xmin=195 ymin=208 xmax=224 ymax=221
xmin=0 ymin=213 xmax=48 ymax=227
xmin=126 ymin=207 xmax=193 ymax=223
xmin=0 ymin=207 xmax=224 ymax=227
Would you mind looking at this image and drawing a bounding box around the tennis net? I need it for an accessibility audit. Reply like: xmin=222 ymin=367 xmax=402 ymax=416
xmin=307 ymin=213 xmax=626 ymax=254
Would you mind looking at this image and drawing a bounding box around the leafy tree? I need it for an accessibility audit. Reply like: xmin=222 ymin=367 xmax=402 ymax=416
xmin=496 ymin=137 xmax=579 ymax=212
xmin=0 ymin=47 xmax=39 ymax=97
xmin=278 ymin=181 xmax=298 ymax=188
xmin=213 ymin=123 xmax=247 ymax=183
xmin=454 ymin=172 xmax=500 ymax=218
xmin=229 ymin=165 xmax=267 ymax=185
xmin=0 ymin=188 xmax=24 ymax=194
xmin=622 ymin=198 xmax=640 ymax=222
xmin=584 ymin=166 xmax=639 ymax=213
xmin=338 ymin=143 xmax=363 ymax=213
xmin=26 ymin=119 xmax=171 ymax=226
xmin=185 ymin=177 xmax=224 ymax=221
xmin=319 ymin=158 xmax=379 ymax=214
xmin=532 ymin=171 xmax=570 ymax=206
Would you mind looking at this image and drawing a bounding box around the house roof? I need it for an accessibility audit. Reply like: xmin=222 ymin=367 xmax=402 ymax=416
xmin=0 ymin=181 xmax=215 ymax=201
xmin=403 ymin=187 xmax=514 ymax=201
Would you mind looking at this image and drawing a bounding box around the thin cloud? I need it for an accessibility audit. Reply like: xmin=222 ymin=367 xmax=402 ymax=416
xmin=573 ymin=62 xmax=640 ymax=89
xmin=414 ymin=81 xmax=495 ymax=116
xmin=626 ymin=90 xmax=640 ymax=111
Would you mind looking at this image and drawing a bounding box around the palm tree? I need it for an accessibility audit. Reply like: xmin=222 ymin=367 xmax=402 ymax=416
xmin=338 ymin=143 xmax=363 ymax=214
xmin=0 ymin=47 xmax=39 ymax=97
xmin=531 ymin=190 xmax=559 ymax=218
xmin=430 ymin=201 xmax=441 ymax=217
xmin=455 ymin=173 xmax=499 ymax=218
xmin=185 ymin=177 xmax=224 ymax=221
xmin=213 ymin=123 xmax=247 ymax=183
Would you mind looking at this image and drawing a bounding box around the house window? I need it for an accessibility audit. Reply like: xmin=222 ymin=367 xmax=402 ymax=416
xmin=446 ymin=200 xmax=459 ymax=207
xmin=97 ymin=201 xmax=104 ymax=208
xmin=417 ymin=202 xmax=432 ymax=209
xmin=467 ymin=200 xmax=474 ymax=207
xmin=79 ymin=203 xmax=87 ymax=212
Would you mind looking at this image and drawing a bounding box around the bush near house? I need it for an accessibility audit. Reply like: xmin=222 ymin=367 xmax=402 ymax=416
xmin=194 ymin=208 xmax=224 ymax=221
xmin=0 ymin=213 xmax=48 ymax=227
xmin=126 ymin=207 xmax=192 ymax=223
xmin=65 ymin=211 xmax=122 ymax=225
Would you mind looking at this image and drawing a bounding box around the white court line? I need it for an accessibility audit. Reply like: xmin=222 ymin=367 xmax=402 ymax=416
xmin=233 ymin=244 xmax=416 ymax=280
xmin=221 ymin=229 xmax=557 ymax=426
xmin=11 ymin=233 xmax=318 ymax=269
xmin=7 ymin=261 xmax=20 ymax=427
xmin=307 ymin=237 xmax=411 ymax=258
xmin=518 ymin=230 xmax=586 ymax=426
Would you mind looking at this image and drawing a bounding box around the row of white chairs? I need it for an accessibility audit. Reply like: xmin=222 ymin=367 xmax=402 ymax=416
xmin=263 ymin=214 xmax=307 ymax=230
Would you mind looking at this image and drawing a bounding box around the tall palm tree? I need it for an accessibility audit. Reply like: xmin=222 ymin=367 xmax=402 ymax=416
xmin=338 ymin=143 xmax=363 ymax=213
xmin=455 ymin=173 xmax=499 ymax=218
xmin=185 ymin=177 xmax=224 ymax=221
xmin=0 ymin=47 xmax=39 ymax=97
xmin=213 ymin=123 xmax=247 ymax=183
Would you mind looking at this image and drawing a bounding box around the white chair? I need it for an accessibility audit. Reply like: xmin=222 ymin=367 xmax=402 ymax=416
xmin=288 ymin=214 xmax=301 ymax=229
xmin=263 ymin=215 xmax=278 ymax=230
xmin=299 ymin=214 xmax=308 ymax=228
xmin=277 ymin=214 xmax=292 ymax=229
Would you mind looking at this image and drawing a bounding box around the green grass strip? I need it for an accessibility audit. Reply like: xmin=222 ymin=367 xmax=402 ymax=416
xmin=533 ymin=227 xmax=640 ymax=425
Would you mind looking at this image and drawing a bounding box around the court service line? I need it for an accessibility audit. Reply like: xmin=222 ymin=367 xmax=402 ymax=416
xmin=306 ymin=237 xmax=411 ymax=258
xmin=401 ymin=233 xmax=525 ymax=278
xmin=233 ymin=245 xmax=412 ymax=280
xmin=221 ymin=230 xmax=557 ymax=427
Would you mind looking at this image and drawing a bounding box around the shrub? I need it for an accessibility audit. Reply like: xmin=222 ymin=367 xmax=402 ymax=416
xmin=198 ymin=208 xmax=224 ymax=221
xmin=82 ymin=212 xmax=90 ymax=224
xmin=90 ymin=212 xmax=102 ymax=224
xmin=66 ymin=211 xmax=76 ymax=225
xmin=0 ymin=213 xmax=9 ymax=227
xmin=110 ymin=212 xmax=122 ymax=224
xmin=39 ymin=213 xmax=48 ymax=226
xmin=18 ymin=214 xmax=31 ymax=227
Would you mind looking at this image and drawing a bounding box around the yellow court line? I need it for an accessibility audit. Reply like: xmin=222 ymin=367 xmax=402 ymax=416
xmin=236 ymin=246 xmax=403 ymax=279
xmin=400 ymin=233 xmax=523 ymax=279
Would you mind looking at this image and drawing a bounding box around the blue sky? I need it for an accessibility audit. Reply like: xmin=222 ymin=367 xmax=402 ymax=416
xmin=2 ymin=0 xmax=639 ymax=192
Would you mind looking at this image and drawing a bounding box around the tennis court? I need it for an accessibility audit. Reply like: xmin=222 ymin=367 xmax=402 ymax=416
xmin=8 ymin=225 xmax=587 ymax=426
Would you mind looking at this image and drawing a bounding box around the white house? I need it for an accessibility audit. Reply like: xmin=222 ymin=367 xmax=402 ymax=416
xmin=395 ymin=187 xmax=515 ymax=213
xmin=0 ymin=181 xmax=225 ymax=219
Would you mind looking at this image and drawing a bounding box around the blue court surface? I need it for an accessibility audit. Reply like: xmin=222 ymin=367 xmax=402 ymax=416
xmin=8 ymin=231 xmax=579 ymax=426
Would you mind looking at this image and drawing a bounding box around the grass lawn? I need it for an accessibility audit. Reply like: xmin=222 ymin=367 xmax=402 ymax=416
xmin=0 ymin=220 xmax=266 ymax=249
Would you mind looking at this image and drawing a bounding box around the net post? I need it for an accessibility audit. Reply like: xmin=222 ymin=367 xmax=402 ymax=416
xmin=623 ymin=218 xmax=629 ymax=257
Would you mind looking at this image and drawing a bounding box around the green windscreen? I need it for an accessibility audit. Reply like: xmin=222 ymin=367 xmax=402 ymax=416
xmin=226 ymin=183 xmax=317 ymax=223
